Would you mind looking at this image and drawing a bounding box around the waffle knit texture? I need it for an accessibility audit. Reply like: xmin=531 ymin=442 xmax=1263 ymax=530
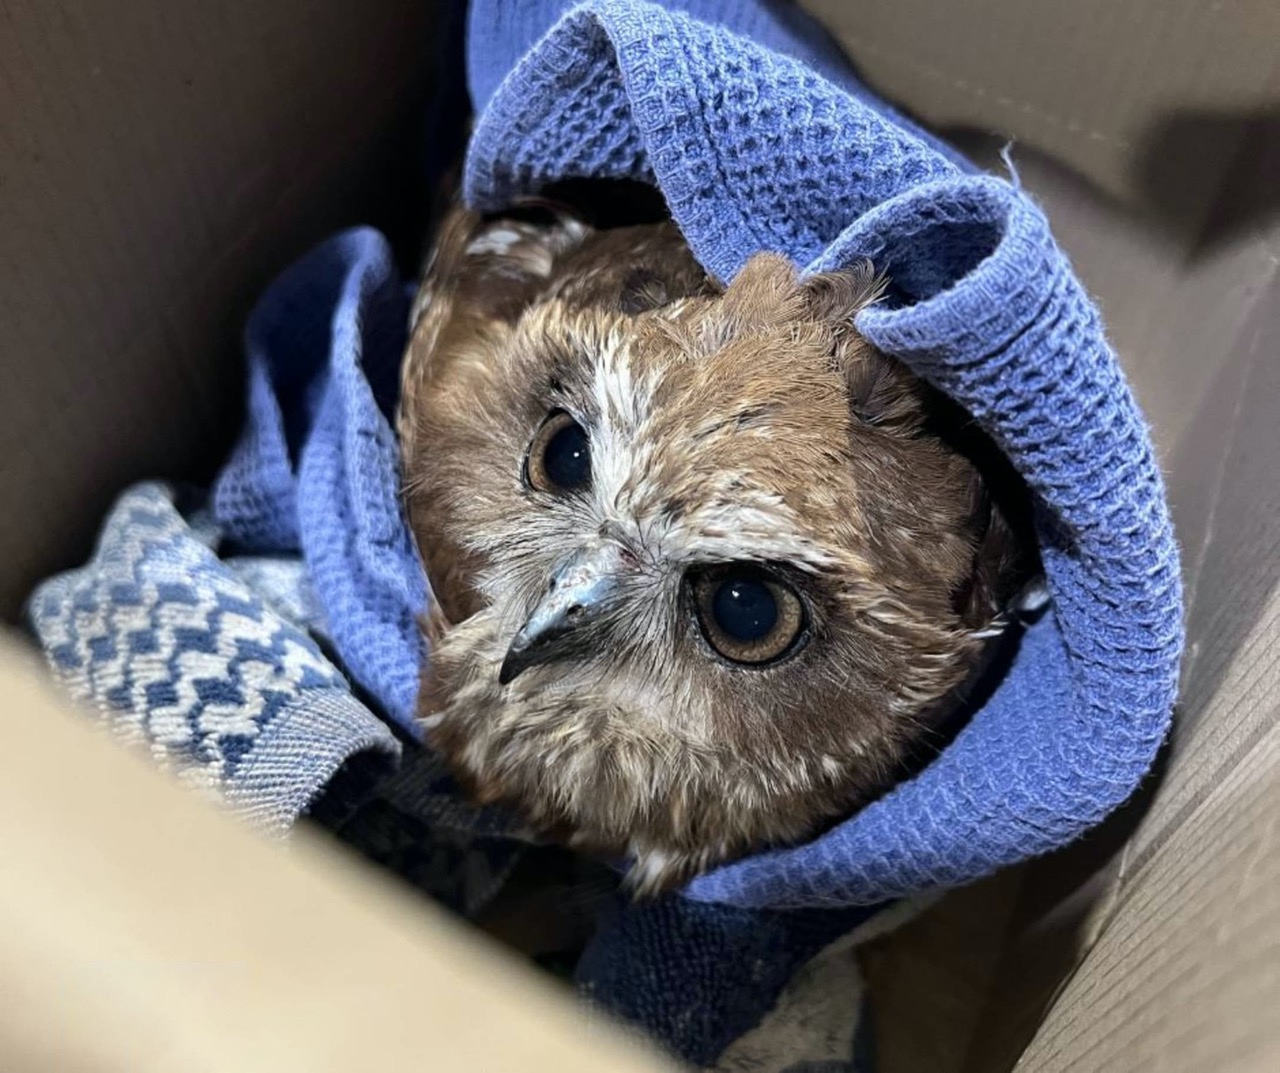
xmin=462 ymin=0 xmax=1183 ymax=910
xmin=211 ymin=230 xmax=428 ymax=730
xmin=26 ymin=234 xmax=523 ymax=919
xmin=25 ymin=1 xmax=1183 ymax=1066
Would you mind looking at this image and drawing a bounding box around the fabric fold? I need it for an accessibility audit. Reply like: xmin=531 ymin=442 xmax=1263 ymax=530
xmin=25 ymin=1 xmax=1184 ymax=1062
xmin=461 ymin=0 xmax=1183 ymax=909
xmin=213 ymin=228 xmax=428 ymax=732
xmin=28 ymin=482 xmax=401 ymax=832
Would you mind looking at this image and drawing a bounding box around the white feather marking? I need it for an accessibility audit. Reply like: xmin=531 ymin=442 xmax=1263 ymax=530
xmin=589 ymin=337 xmax=662 ymax=519
xmin=628 ymin=847 xmax=675 ymax=889
xmin=465 ymin=228 xmax=523 ymax=255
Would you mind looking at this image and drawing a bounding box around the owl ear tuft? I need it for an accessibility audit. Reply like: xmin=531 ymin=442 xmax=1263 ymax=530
xmin=800 ymin=261 xmax=887 ymax=329
xmin=803 ymin=264 xmax=893 ymax=411
xmin=842 ymin=350 xmax=923 ymax=428
xmin=718 ymin=252 xmax=806 ymax=328
xmin=718 ymin=254 xmax=886 ymax=335
xmin=798 ymin=263 xmax=913 ymax=427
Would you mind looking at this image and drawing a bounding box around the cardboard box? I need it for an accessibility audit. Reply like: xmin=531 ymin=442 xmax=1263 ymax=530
xmin=1 ymin=1 xmax=1276 ymax=1069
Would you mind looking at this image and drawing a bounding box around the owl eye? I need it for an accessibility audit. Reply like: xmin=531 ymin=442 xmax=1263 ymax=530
xmin=691 ymin=566 xmax=806 ymax=666
xmin=525 ymin=410 xmax=592 ymax=493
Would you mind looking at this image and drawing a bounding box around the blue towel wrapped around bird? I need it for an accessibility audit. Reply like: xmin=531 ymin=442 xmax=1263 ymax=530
xmin=28 ymin=1 xmax=1182 ymax=1067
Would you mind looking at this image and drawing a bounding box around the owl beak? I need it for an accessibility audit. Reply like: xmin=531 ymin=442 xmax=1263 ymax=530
xmin=499 ymin=542 xmax=628 ymax=685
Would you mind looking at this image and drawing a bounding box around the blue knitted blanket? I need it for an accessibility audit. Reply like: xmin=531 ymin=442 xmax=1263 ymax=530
xmin=28 ymin=1 xmax=1182 ymax=1067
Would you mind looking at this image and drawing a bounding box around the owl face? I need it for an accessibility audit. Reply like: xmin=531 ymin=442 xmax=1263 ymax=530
xmin=402 ymin=216 xmax=1027 ymax=895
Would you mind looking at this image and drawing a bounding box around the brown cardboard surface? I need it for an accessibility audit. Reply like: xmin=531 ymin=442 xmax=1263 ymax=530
xmin=1000 ymin=221 xmax=1280 ymax=1073
xmin=857 ymin=871 xmax=1023 ymax=1073
xmin=803 ymin=0 xmax=1280 ymax=216
xmin=1015 ymin=675 xmax=1280 ymax=1072
xmin=0 ymin=0 xmax=441 ymax=621
xmin=0 ymin=638 xmax=673 ymax=1073
xmin=2 ymin=1 xmax=1279 ymax=1071
xmin=803 ymin=5 xmax=1280 ymax=1071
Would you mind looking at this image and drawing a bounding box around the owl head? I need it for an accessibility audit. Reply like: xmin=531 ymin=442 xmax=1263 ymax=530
xmin=400 ymin=205 xmax=1032 ymax=896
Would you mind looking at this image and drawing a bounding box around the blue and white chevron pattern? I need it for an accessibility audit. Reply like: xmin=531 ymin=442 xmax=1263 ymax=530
xmin=29 ymin=483 xmax=379 ymax=798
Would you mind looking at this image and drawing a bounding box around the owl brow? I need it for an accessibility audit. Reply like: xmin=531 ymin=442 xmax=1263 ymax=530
xmin=526 ymin=318 xmax=614 ymax=410
xmin=682 ymin=531 xmax=841 ymax=575
xmin=534 ymin=346 xmax=591 ymax=411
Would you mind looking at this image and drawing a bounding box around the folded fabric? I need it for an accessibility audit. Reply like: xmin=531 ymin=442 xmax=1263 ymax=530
xmin=212 ymin=228 xmax=428 ymax=733
xmin=462 ymin=0 xmax=1184 ymax=910
xmin=27 ymin=482 xmax=401 ymax=831
xmin=191 ymin=0 xmax=1183 ymax=914
xmin=26 ymin=1 xmax=1185 ymax=1066
xmin=579 ymin=895 xmax=887 ymax=1068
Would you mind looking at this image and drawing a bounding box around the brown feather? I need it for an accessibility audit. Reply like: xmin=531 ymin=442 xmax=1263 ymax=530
xmin=399 ymin=200 xmax=1037 ymax=895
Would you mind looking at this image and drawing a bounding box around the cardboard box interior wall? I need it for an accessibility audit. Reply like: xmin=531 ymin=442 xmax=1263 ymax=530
xmin=2 ymin=2 xmax=1277 ymax=1070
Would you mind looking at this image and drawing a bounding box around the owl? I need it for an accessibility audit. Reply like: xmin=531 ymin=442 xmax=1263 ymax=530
xmin=397 ymin=193 xmax=1034 ymax=897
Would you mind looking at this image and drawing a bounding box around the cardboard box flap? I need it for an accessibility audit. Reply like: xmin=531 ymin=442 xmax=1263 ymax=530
xmin=803 ymin=0 xmax=1280 ymax=217
xmin=0 ymin=0 xmax=439 ymax=620
xmin=0 ymin=640 xmax=673 ymax=1072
